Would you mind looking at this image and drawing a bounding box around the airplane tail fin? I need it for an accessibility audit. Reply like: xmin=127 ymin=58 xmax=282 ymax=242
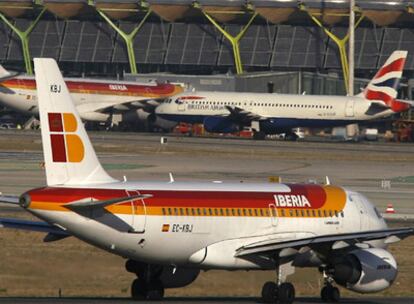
xmin=359 ymin=50 xmax=407 ymax=107
xmin=34 ymin=58 xmax=117 ymax=186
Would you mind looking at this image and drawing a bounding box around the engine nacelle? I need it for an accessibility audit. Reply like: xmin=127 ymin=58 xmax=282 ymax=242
xmin=331 ymin=248 xmax=397 ymax=293
xmin=158 ymin=266 xmax=200 ymax=288
xmin=203 ymin=116 xmax=239 ymax=133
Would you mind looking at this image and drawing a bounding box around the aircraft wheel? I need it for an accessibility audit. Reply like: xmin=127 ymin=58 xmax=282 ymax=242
xmin=278 ymin=282 xmax=295 ymax=304
xmin=131 ymin=278 xmax=147 ymax=300
xmin=261 ymin=281 xmax=277 ymax=303
xmin=253 ymin=131 xmax=266 ymax=140
xmin=146 ymin=279 xmax=165 ymax=300
xmin=321 ymin=285 xmax=340 ymax=302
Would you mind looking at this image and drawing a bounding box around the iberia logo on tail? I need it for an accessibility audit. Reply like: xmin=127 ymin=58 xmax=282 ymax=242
xmin=48 ymin=112 xmax=84 ymax=163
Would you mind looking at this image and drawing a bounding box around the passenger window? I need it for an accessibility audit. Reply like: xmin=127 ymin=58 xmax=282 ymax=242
xmin=281 ymin=209 xmax=285 ymax=217
xmin=174 ymin=208 xmax=178 ymax=215
xmin=162 ymin=208 xmax=166 ymax=215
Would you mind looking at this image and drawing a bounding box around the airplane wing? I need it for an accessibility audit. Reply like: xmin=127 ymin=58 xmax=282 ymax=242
xmin=235 ymin=227 xmax=414 ymax=258
xmin=64 ymin=194 xmax=152 ymax=211
xmin=93 ymin=97 xmax=165 ymax=114
xmin=0 ymin=195 xmax=19 ymax=205
xmin=225 ymin=106 xmax=265 ymax=123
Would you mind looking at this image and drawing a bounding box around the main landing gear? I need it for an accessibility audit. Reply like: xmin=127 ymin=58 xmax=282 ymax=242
xmin=261 ymin=262 xmax=296 ymax=304
xmin=262 ymin=281 xmax=295 ymax=304
xmin=126 ymin=260 xmax=165 ymax=300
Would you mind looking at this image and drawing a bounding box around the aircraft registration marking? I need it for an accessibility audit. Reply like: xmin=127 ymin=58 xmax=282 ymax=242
xmin=171 ymin=224 xmax=194 ymax=233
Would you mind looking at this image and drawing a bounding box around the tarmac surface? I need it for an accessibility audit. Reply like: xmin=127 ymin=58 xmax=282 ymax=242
xmin=1 ymin=129 xmax=414 ymax=214
xmin=0 ymin=130 xmax=414 ymax=302
xmin=0 ymin=297 xmax=412 ymax=304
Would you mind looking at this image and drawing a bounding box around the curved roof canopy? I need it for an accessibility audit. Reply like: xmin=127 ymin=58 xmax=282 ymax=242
xmin=0 ymin=0 xmax=412 ymax=26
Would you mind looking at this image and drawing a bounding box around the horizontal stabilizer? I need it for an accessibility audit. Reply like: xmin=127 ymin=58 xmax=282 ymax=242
xmin=365 ymin=102 xmax=390 ymax=115
xmin=64 ymin=194 xmax=152 ymax=210
xmin=0 ymin=195 xmax=19 ymax=205
xmin=0 ymin=217 xmax=69 ymax=235
xmin=395 ymin=99 xmax=414 ymax=107
xmin=0 ymin=65 xmax=19 ymax=82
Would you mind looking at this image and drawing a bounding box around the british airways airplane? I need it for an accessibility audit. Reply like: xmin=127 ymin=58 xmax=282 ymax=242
xmin=0 ymin=58 xmax=413 ymax=304
xmin=156 ymin=51 xmax=412 ymax=139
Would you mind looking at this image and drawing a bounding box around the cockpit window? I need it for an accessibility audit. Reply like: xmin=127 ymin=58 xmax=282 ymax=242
xmin=374 ymin=207 xmax=383 ymax=219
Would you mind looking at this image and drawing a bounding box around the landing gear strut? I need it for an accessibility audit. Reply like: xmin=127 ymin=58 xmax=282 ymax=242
xmin=131 ymin=278 xmax=164 ymax=300
xmin=261 ymin=262 xmax=295 ymax=304
xmin=320 ymin=268 xmax=340 ymax=302
xmin=126 ymin=260 xmax=165 ymax=300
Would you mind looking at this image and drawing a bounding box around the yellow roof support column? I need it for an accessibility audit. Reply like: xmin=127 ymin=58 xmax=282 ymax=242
xmin=0 ymin=7 xmax=46 ymax=75
xmin=94 ymin=7 xmax=151 ymax=74
xmin=299 ymin=4 xmax=364 ymax=95
xmin=197 ymin=5 xmax=257 ymax=75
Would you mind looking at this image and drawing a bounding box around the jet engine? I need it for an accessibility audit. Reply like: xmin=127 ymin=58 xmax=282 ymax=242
xmin=330 ymin=248 xmax=397 ymax=293
xmin=125 ymin=260 xmax=199 ymax=289
xmin=203 ymin=116 xmax=239 ymax=133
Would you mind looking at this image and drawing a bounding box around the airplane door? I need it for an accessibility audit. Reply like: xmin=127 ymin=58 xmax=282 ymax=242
xmin=345 ymin=99 xmax=355 ymax=117
xmin=350 ymin=194 xmax=369 ymax=231
xmin=126 ymin=190 xmax=147 ymax=233
xmin=269 ymin=203 xmax=278 ymax=226
xmin=177 ymin=102 xmax=185 ymax=112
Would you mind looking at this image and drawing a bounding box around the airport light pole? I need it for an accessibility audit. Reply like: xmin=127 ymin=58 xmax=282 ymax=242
xmin=299 ymin=3 xmax=363 ymax=95
xmin=348 ymin=0 xmax=355 ymax=96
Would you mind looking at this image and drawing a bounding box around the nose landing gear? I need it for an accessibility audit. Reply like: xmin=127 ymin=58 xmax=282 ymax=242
xmin=320 ymin=267 xmax=341 ymax=303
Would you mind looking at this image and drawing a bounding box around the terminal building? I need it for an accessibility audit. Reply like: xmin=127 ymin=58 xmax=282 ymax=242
xmin=0 ymin=1 xmax=413 ymax=119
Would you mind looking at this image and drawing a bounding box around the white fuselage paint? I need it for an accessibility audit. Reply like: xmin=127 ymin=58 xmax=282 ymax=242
xmin=28 ymin=181 xmax=387 ymax=270
xmin=155 ymin=92 xmax=395 ymax=128
xmin=0 ymin=77 xmax=170 ymax=122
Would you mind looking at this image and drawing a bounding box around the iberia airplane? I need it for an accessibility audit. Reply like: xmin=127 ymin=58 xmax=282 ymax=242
xmin=0 ymin=65 xmax=183 ymax=129
xmin=156 ymin=51 xmax=413 ymax=139
xmin=0 ymin=58 xmax=413 ymax=304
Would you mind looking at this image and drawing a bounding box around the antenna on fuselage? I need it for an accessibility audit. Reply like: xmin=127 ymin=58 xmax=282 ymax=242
xmin=325 ymin=176 xmax=330 ymax=185
xmin=169 ymin=172 xmax=175 ymax=183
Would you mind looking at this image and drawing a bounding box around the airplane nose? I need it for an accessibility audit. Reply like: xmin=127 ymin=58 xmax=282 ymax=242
xmin=19 ymin=193 xmax=31 ymax=209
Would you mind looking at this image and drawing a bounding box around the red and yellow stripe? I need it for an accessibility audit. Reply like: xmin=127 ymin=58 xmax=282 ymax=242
xmin=0 ymin=79 xmax=183 ymax=98
xmin=26 ymin=184 xmax=347 ymax=218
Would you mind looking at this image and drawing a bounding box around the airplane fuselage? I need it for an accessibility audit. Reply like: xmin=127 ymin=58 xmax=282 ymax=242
xmin=0 ymin=77 xmax=182 ymax=122
xmin=156 ymin=92 xmax=396 ymax=134
xmin=25 ymin=182 xmax=387 ymax=270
